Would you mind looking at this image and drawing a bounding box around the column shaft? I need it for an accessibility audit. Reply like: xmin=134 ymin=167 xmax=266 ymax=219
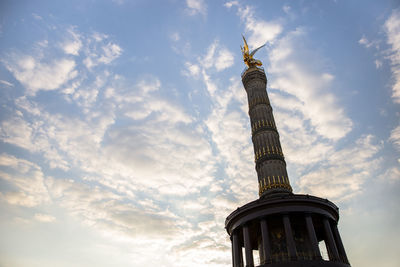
xmin=233 ymin=231 xmax=243 ymax=267
xmin=283 ymin=214 xmax=297 ymax=260
xmin=305 ymin=215 xmax=322 ymax=259
xmin=243 ymin=225 xmax=254 ymax=267
xmin=322 ymin=217 xmax=340 ymax=261
xmin=332 ymin=223 xmax=349 ymax=263
xmin=231 ymin=237 xmax=235 ymax=267
xmin=260 ymin=219 xmax=272 ymax=263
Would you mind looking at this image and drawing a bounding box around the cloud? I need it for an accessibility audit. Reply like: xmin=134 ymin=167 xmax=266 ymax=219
xmin=215 ymin=48 xmax=234 ymax=71
xmin=46 ymin=176 xmax=187 ymax=243
xmin=99 ymin=43 xmax=122 ymax=64
xmin=224 ymin=1 xmax=238 ymax=9
xmin=384 ymin=9 xmax=400 ymax=104
xmin=34 ymin=213 xmax=56 ymax=222
xmin=380 ymin=167 xmax=400 ymax=182
xmin=298 ymin=135 xmax=382 ymax=201
xmin=2 ymin=70 xmax=216 ymax=208
xmin=182 ymin=39 xmax=235 ymax=96
xmin=237 ymin=5 xmax=283 ymax=47
xmin=389 ymin=125 xmax=400 ymax=159
xmin=0 ymin=79 xmax=13 ymax=87
xmin=3 ymin=54 xmax=77 ymax=95
xmin=271 ymin=106 xmax=334 ymax=165
xmin=0 ymin=154 xmax=49 ymax=207
xmin=102 ymin=78 xmax=215 ymax=194
xmin=283 ymin=5 xmax=291 ymax=14
xmin=0 ymin=115 xmax=36 ymax=152
xmin=170 ymin=32 xmax=180 ymax=42
xmin=182 ymin=62 xmax=200 ymax=78
xmin=61 ymin=27 xmax=82 ymax=55
xmin=268 ymin=28 xmax=353 ymax=141
xmin=203 ymin=73 xmax=257 ymax=204
xmin=375 ymin=59 xmax=383 ymax=69
xmin=199 ymin=40 xmax=234 ymax=72
xmin=185 ymin=0 xmax=207 ymax=16
xmin=2 ymin=26 xmax=124 ymax=100
xmin=358 ymin=35 xmax=379 ymax=49
xmin=32 ymin=13 xmax=43 ymax=20
xmin=84 ymin=40 xmax=122 ymax=69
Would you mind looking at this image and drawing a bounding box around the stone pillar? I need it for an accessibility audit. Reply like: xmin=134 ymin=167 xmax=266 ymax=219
xmin=322 ymin=217 xmax=340 ymax=261
xmin=243 ymin=225 xmax=254 ymax=267
xmin=305 ymin=214 xmax=322 ymax=259
xmin=233 ymin=230 xmax=243 ymax=267
xmin=260 ymin=219 xmax=272 ymax=264
xmin=332 ymin=223 xmax=349 ymax=263
xmin=283 ymin=214 xmax=297 ymax=260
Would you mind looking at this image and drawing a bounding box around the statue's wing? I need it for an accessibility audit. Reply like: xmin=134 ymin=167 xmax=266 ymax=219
xmin=242 ymin=34 xmax=249 ymax=53
xmin=250 ymin=44 xmax=266 ymax=57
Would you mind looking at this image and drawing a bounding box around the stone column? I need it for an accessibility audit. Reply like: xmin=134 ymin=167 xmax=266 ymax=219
xmin=233 ymin=230 xmax=243 ymax=267
xmin=283 ymin=214 xmax=297 ymax=260
xmin=260 ymin=219 xmax=272 ymax=263
xmin=231 ymin=237 xmax=234 ymax=266
xmin=322 ymin=217 xmax=340 ymax=261
xmin=332 ymin=223 xmax=349 ymax=263
xmin=243 ymin=225 xmax=254 ymax=267
xmin=305 ymin=214 xmax=322 ymax=259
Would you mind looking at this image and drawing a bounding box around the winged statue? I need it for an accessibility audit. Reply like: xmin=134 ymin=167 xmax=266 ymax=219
xmin=241 ymin=35 xmax=265 ymax=68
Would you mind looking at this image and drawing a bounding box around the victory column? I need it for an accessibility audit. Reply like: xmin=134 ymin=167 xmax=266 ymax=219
xmin=225 ymin=36 xmax=351 ymax=267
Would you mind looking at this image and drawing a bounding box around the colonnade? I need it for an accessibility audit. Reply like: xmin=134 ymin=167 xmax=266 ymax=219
xmin=231 ymin=213 xmax=349 ymax=267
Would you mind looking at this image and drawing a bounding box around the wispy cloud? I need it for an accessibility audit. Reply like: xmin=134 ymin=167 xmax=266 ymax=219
xmin=230 ymin=3 xmax=283 ymax=47
xmin=185 ymin=0 xmax=207 ymax=16
xmin=0 ymin=154 xmax=49 ymax=207
xmin=34 ymin=213 xmax=56 ymax=222
xmin=389 ymin=124 xmax=400 ymax=163
xmin=358 ymin=35 xmax=380 ymax=49
xmin=32 ymin=13 xmax=43 ymax=20
xmin=384 ymin=8 xmax=400 ymax=104
xmin=204 ymin=76 xmax=257 ymax=203
xmin=83 ymin=38 xmax=122 ymax=69
xmin=199 ymin=40 xmax=234 ymax=72
xmin=61 ymin=26 xmax=82 ymax=56
xmin=268 ymin=28 xmax=353 ymax=141
xmin=2 ymin=26 xmax=123 ymax=101
xmin=0 ymin=79 xmax=14 ymax=87
xmin=3 ymin=54 xmax=77 ymax=96
xmin=298 ymin=135 xmax=382 ymax=201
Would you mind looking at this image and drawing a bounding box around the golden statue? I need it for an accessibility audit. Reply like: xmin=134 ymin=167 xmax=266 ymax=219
xmin=241 ymin=35 xmax=265 ymax=68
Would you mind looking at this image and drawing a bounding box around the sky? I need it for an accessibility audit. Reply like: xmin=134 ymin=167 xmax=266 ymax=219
xmin=0 ymin=0 xmax=399 ymax=266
